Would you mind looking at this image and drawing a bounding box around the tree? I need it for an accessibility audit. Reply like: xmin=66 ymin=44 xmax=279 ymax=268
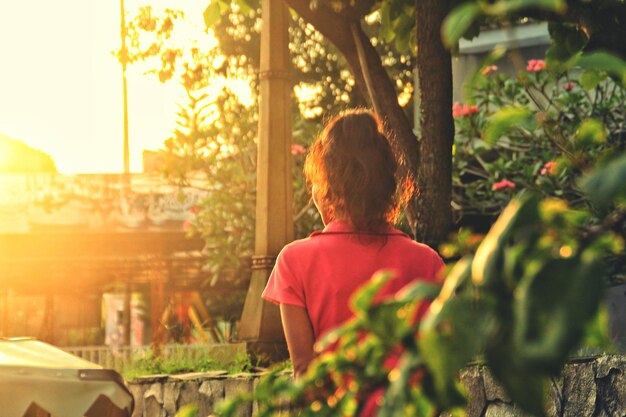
xmin=0 ymin=133 xmax=57 ymax=173
xmin=121 ymin=5 xmax=327 ymax=315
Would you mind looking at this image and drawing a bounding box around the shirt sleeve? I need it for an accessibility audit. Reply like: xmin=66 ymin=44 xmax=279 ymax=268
xmin=262 ymin=246 xmax=306 ymax=308
xmin=431 ymin=250 xmax=446 ymax=281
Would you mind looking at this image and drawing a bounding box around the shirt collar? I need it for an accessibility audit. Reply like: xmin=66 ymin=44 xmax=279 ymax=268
xmin=314 ymin=219 xmax=406 ymax=236
xmin=322 ymin=219 xmax=354 ymax=233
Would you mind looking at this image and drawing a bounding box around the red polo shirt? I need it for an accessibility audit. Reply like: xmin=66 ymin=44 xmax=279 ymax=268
xmin=262 ymin=220 xmax=444 ymax=341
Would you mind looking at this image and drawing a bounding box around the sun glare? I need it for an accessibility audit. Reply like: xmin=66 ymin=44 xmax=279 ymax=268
xmin=0 ymin=140 xmax=10 ymax=170
xmin=0 ymin=0 xmax=251 ymax=174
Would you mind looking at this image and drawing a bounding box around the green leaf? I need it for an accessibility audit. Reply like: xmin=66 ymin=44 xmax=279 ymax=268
xmin=419 ymin=293 xmax=494 ymax=407
xmin=484 ymin=107 xmax=536 ymax=144
xmin=545 ymin=22 xmax=586 ymax=71
xmin=574 ymin=119 xmax=606 ymax=149
xmin=350 ymin=270 xmax=393 ymax=314
xmin=218 ymin=0 xmax=230 ymax=13
xmin=442 ymin=2 xmax=483 ymax=48
xmin=236 ymin=0 xmax=254 ymax=14
xmin=486 ymin=0 xmax=566 ymax=15
xmin=380 ymin=2 xmax=395 ymax=43
xmin=464 ymin=46 xmax=507 ymax=99
xmin=379 ymin=353 xmax=431 ymax=417
xmin=513 ymin=255 xmax=604 ymax=374
xmin=580 ymin=153 xmax=626 ymax=210
xmin=174 ymin=404 xmax=198 ymax=417
xmin=421 ymin=257 xmax=472 ymax=325
xmin=395 ymin=281 xmax=442 ymax=304
xmin=576 ymin=52 xmax=626 ymax=86
xmin=487 ymin=350 xmax=548 ymax=417
xmin=579 ymin=69 xmax=605 ymax=90
xmin=395 ymin=31 xmax=411 ymax=55
xmin=472 ymin=195 xmax=539 ymax=287
xmin=367 ymin=300 xmax=413 ymax=342
xmin=203 ymin=1 xmax=222 ymax=29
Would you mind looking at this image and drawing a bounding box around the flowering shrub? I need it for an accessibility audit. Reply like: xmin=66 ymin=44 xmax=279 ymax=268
xmin=452 ymin=58 xmax=626 ymax=232
xmin=526 ymin=58 xmax=545 ymax=72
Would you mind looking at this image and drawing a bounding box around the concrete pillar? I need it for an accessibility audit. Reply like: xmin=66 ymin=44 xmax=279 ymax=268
xmin=238 ymin=0 xmax=292 ymax=362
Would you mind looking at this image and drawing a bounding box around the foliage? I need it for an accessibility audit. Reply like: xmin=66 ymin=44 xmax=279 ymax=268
xmin=124 ymin=4 xmax=325 ymax=301
xmin=0 ymin=133 xmax=57 ymax=173
xmin=442 ymin=0 xmax=626 ymax=59
xmin=122 ymin=349 xmax=252 ymax=381
xmin=452 ymin=56 xmax=626 ymax=232
xmin=216 ymin=42 xmax=626 ymax=417
xmin=203 ymin=0 xmax=415 ymax=119
xmin=174 ymin=404 xmax=199 ymax=417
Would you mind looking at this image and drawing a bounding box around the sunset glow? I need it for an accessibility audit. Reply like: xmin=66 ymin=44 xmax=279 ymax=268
xmin=0 ymin=0 xmax=235 ymax=174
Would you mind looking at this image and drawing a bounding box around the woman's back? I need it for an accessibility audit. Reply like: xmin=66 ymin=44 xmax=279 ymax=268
xmin=263 ymin=219 xmax=443 ymax=341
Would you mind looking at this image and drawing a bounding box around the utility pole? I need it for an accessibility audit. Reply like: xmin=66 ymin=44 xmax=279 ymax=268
xmin=120 ymin=0 xmax=130 ymax=189
xmin=120 ymin=0 xmax=132 ymax=346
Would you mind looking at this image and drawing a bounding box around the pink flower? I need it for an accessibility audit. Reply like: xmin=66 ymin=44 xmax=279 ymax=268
xmin=492 ymin=179 xmax=516 ymax=191
xmin=540 ymin=161 xmax=558 ymax=176
xmin=481 ymin=65 xmax=498 ymax=75
xmin=452 ymin=102 xmax=479 ymax=118
xmin=291 ymin=144 xmax=306 ymax=156
xmin=562 ymin=82 xmax=575 ymax=91
xmin=526 ymin=59 xmax=545 ymax=73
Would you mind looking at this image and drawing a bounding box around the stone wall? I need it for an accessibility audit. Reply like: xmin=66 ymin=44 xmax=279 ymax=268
xmin=461 ymin=355 xmax=626 ymax=417
xmin=128 ymin=371 xmax=265 ymax=417
xmin=128 ymin=355 xmax=626 ymax=417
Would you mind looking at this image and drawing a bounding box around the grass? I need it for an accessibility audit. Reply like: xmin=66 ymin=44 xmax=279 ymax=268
xmin=122 ymin=351 xmax=254 ymax=380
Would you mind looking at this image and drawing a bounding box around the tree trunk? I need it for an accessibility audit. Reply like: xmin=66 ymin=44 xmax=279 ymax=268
xmin=414 ymin=0 xmax=454 ymax=247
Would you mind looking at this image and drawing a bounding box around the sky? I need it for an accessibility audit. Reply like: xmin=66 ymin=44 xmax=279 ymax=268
xmin=0 ymin=0 xmax=208 ymax=174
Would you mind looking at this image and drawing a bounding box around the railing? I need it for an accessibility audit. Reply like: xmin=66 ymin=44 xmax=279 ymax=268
xmin=62 ymin=343 xmax=246 ymax=373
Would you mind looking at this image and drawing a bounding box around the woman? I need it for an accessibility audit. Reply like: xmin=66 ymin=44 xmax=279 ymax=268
xmin=262 ymin=109 xmax=444 ymax=404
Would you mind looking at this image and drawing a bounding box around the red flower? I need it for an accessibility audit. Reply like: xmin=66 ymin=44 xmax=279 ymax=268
xmin=291 ymin=144 xmax=306 ymax=156
xmin=526 ymin=59 xmax=545 ymax=73
xmin=481 ymin=65 xmax=498 ymax=75
xmin=562 ymin=82 xmax=575 ymax=91
xmin=452 ymin=102 xmax=479 ymax=118
xmin=492 ymin=179 xmax=516 ymax=191
xmin=540 ymin=161 xmax=558 ymax=176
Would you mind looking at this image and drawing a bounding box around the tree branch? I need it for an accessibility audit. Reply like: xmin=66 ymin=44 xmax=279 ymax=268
xmin=282 ymin=0 xmax=419 ymax=174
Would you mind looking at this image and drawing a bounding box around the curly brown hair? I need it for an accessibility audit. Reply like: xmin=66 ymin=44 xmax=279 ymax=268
xmin=304 ymin=109 xmax=406 ymax=231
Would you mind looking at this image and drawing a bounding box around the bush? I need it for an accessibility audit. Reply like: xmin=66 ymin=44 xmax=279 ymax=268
xmin=452 ymin=58 xmax=626 ymax=233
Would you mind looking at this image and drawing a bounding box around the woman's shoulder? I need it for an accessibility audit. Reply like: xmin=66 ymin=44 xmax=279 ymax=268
xmin=278 ymin=235 xmax=320 ymax=259
xmin=387 ymin=229 xmax=436 ymax=251
xmin=388 ymin=231 xmax=443 ymax=263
